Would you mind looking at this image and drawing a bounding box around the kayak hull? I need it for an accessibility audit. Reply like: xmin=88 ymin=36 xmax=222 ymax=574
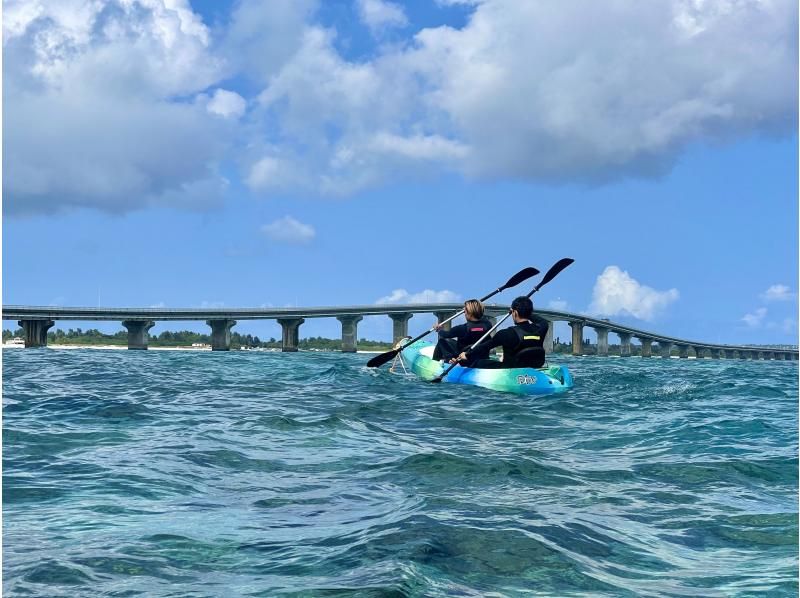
xmin=400 ymin=341 xmax=573 ymax=395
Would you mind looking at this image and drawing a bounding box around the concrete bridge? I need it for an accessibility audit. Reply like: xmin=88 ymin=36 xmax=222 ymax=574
xmin=3 ymin=304 xmax=798 ymax=360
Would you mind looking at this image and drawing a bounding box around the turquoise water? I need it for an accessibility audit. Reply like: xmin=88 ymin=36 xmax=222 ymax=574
xmin=3 ymin=349 xmax=798 ymax=597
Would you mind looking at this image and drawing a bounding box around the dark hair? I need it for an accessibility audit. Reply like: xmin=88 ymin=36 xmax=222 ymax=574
xmin=511 ymin=296 xmax=533 ymax=318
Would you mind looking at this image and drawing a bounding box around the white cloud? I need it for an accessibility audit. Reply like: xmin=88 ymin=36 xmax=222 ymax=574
xmin=260 ymin=216 xmax=316 ymax=244
xmin=249 ymin=0 xmax=796 ymax=195
xmin=222 ymin=0 xmax=316 ymax=85
xmin=760 ymin=284 xmax=795 ymax=302
xmin=3 ymin=0 xmax=231 ymax=215
xmin=742 ymin=307 xmax=768 ymax=328
xmin=356 ymin=0 xmax=408 ymax=35
xmin=4 ymin=0 xmax=797 ymax=214
xmin=589 ymin=265 xmax=679 ymax=320
xmin=548 ymin=299 xmax=569 ymax=311
xmin=376 ymin=289 xmax=461 ymax=304
xmin=207 ymin=89 xmax=247 ymax=119
xmin=150 ymin=301 xmax=166 ymax=308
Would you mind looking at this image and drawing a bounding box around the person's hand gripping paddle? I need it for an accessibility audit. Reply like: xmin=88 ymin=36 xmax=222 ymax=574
xmin=431 ymin=258 xmax=574 ymax=384
xmin=366 ymin=267 xmax=540 ymax=369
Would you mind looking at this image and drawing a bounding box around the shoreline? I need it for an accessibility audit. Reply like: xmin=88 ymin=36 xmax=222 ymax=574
xmin=2 ymin=343 xmax=385 ymax=353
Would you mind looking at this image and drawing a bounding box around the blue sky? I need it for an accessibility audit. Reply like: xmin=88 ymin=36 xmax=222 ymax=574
xmin=3 ymin=0 xmax=798 ymax=345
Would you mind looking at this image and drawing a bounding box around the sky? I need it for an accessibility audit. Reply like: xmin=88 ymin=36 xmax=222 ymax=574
xmin=3 ymin=0 xmax=798 ymax=346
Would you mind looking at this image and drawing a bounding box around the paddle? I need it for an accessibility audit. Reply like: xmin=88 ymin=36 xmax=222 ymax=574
xmin=366 ymin=266 xmax=540 ymax=368
xmin=431 ymin=258 xmax=574 ymax=383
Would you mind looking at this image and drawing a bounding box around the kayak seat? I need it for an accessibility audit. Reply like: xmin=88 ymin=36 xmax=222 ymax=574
xmin=511 ymin=347 xmax=546 ymax=368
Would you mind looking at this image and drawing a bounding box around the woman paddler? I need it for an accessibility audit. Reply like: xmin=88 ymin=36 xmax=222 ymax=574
xmin=432 ymin=299 xmax=493 ymax=367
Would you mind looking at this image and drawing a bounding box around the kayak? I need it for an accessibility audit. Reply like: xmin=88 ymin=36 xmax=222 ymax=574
xmin=399 ymin=341 xmax=574 ymax=395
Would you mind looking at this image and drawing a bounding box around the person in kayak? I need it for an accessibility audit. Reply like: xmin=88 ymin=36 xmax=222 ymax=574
xmin=452 ymin=296 xmax=548 ymax=369
xmin=432 ymin=299 xmax=493 ymax=366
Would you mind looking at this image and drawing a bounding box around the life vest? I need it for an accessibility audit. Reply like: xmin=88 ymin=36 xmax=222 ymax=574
xmin=458 ymin=318 xmax=493 ymax=357
xmin=507 ymin=322 xmax=547 ymax=368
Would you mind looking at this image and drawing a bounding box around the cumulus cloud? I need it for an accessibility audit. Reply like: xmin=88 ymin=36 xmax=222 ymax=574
xmin=260 ymin=216 xmax=316 ymax=244
xmin=356 ymin=0 xmax=408 ymax=35
xmin=3 ymin=0 xmax=231 ymax=215
xmin=5 ymin=0 xmax=797 ymax=213
xmin=376 ymin=289 xmax=461 ymax=304
xmin=760 ymin=284 xmax=795 ymax=302
xmin=249 ymin=0 xmax=797 ymax=196
xmin=589 ymin=266 xmax=679 ymax=320
xmin=207 ymin=89 xmax=247 ymax=119
xmin=742 ymin=307 xmax=768 ymax=328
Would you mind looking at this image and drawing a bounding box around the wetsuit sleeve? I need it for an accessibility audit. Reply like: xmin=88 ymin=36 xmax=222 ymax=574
xmin=468 ymin=328 xmax=509 ymax=355
xmin=438 ymin=323 xmax=466 ymax=339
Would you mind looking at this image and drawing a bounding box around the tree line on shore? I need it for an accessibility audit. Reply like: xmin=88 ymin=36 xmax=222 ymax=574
xmin=2 ymin=328 xmax=395 ymax=351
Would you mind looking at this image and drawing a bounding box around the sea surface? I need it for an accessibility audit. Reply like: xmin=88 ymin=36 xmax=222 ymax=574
xmin=3 ymin=349 xmax=798 ymax=597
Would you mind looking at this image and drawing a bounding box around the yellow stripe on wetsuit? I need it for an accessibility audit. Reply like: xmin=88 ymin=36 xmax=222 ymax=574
xmin=523 ymin=335 xmax=540 ymax=340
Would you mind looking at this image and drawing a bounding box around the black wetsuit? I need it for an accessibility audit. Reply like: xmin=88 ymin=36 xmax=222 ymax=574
xmin=470 ymin=316 xmax=549 ymax=368
xmin=433 ymin=318 xmax=493 ymax=365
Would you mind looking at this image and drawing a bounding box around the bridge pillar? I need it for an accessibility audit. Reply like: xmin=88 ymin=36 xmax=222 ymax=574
xmin=17 ymin=319 xmax=55 ymax=348
xmin=637 ymin=337 xmax=652 ymax=358
xmin=388 ymin=313 xmax=412 ymax=344
xmin=659 ymin=342 xmax=673 ymax=358
xmin=724 ymin=349 xmax=735 ymax=359
xmin=569 ymin=321 xmax=584 ymax=356
xmin=433 ymin=311 xmax=455 ymax=332
xmin=618 ymin=332 xmax=632 ymax=357
xmin=277 ymin=318 xmax=304 ymax=352
xmin=337 ymin=315 xmax=363 ymax=353
xmin=710 ymin=348 xmax=720 ymax=359
xmin=793 ymin=353 xmax=799 ymax=361
xmin=593 ymin=327 xmax=609 ymax=356
xmin=544 ymin=320 xmax=554 ymax=352
xmin=122 ymin=320 xmax=155 ymax=350
xmin=206 ymin=319 xmax=236 ymax=351
xmin=676 ymin=344 xmax=689 ymax=358
xmin=692 ymin=346 xmax=705 ymax=359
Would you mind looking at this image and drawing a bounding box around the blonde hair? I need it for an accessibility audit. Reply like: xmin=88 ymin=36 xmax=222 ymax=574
xmin=464 ymin=299 xmax=484 ymax=320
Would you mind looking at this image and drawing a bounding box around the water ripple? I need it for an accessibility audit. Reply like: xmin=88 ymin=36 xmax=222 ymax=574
xmin=3 ymin=349 xmax=797 ymax=596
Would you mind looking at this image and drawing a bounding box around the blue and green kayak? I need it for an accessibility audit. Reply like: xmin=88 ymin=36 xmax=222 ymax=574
xmin=399 ymin=341 xmax=573 ymax=395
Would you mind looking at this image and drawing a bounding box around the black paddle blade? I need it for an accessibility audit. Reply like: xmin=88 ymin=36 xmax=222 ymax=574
xmin=431 ymin=377 xmax=443 ymax=384
xmin=367 ymin=349 xmax=399 ymax=368
xmin=533 ymin=258 xmax=574 ymax=292
xmin=503 ymin=266 xmax=539 ymax=289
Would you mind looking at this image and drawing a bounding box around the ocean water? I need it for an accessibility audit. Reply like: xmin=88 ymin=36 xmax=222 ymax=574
xmin=3 ymin=348 xmax=797 ymax=597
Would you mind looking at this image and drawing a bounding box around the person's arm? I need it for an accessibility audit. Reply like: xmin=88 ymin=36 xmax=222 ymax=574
xmin=437 ymin=323 xmax=466 ymax=339
xmin=453 ymin=329 xmax=508 ymax=362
